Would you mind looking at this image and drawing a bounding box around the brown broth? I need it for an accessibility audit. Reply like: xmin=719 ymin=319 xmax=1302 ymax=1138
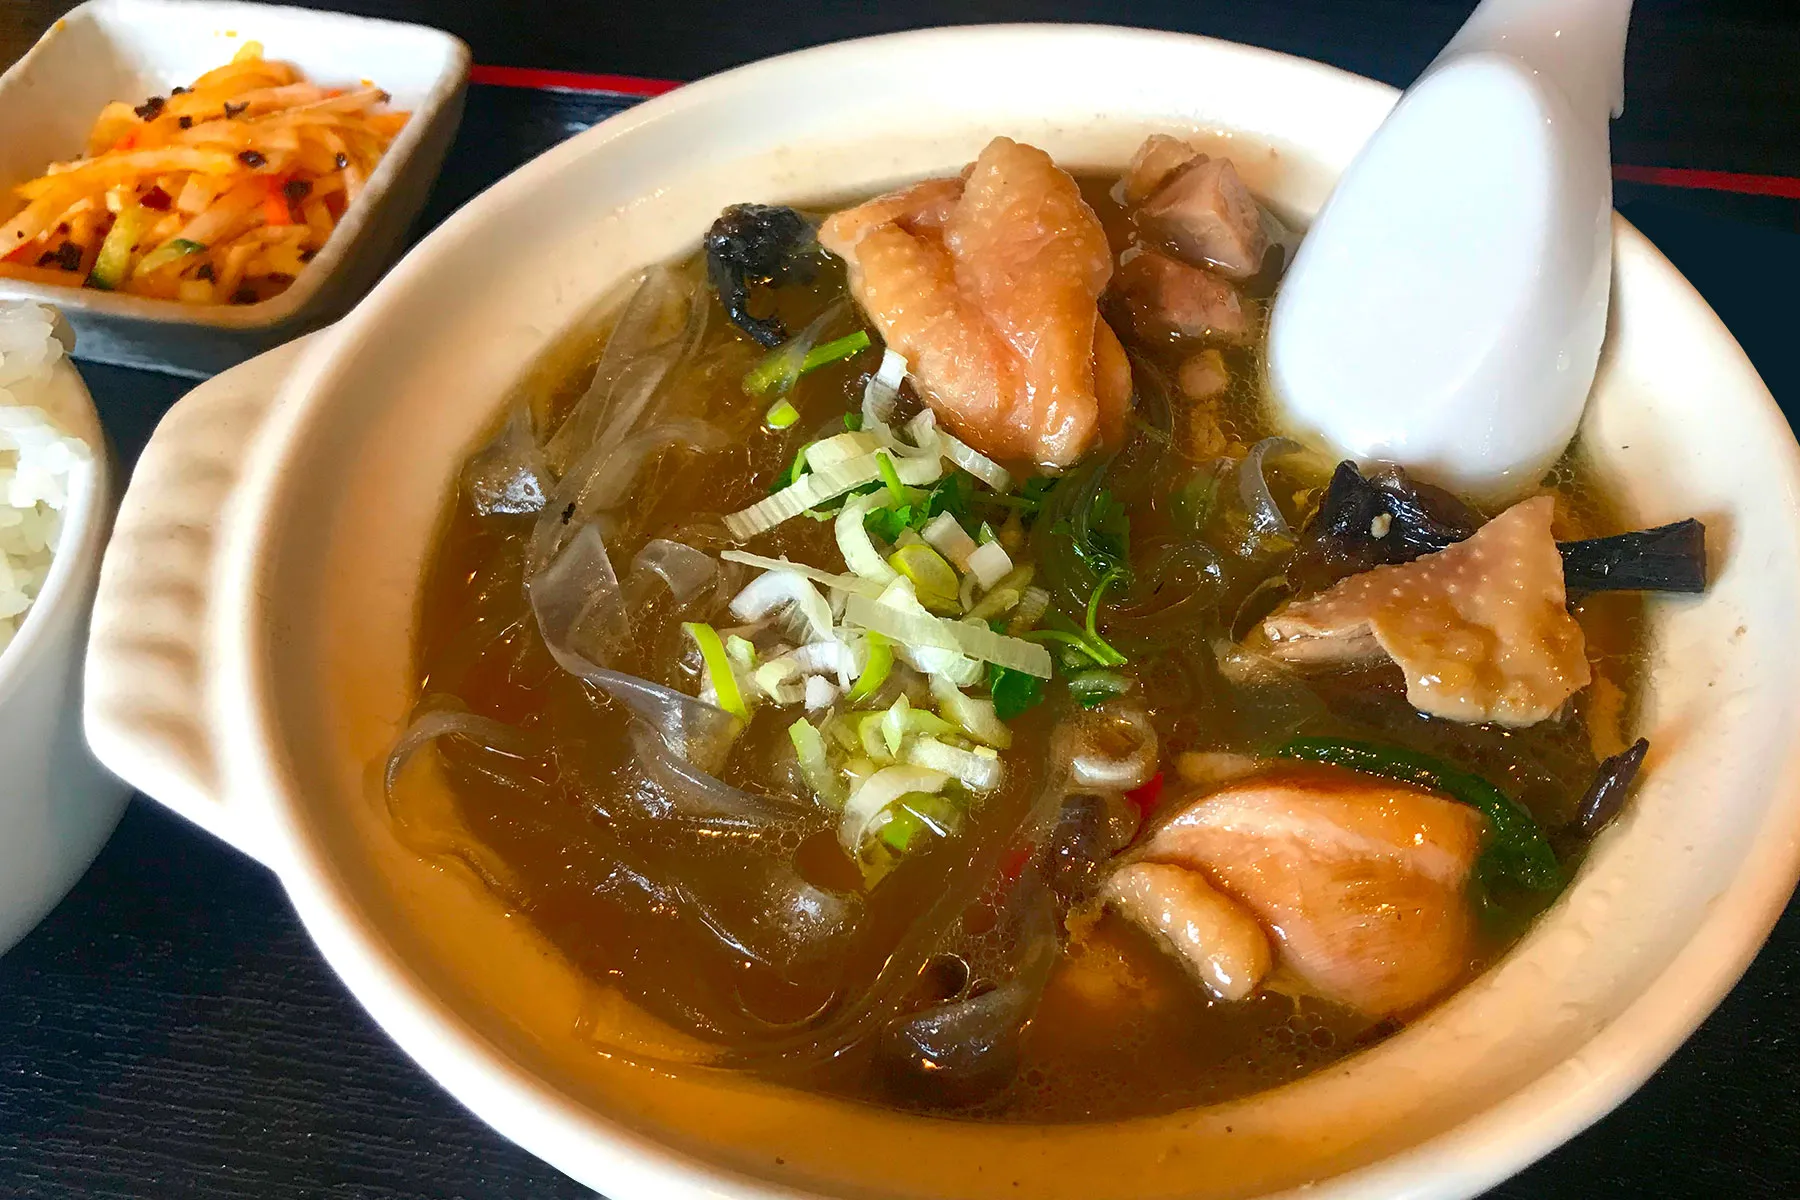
xmin=400 ymin=173 xmax=1645 ymax=1122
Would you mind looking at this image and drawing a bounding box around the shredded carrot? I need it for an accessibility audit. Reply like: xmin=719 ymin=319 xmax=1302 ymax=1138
xmin=262 ymin=181 xmax=294 ymax=227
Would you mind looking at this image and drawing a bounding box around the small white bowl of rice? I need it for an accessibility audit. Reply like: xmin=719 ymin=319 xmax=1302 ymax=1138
xmin=0 ymin=300 xmax=128 ymax=954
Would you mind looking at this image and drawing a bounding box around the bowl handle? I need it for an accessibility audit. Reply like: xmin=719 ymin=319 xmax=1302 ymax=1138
xmin=83 ymin=332 xmax=326 ymax=865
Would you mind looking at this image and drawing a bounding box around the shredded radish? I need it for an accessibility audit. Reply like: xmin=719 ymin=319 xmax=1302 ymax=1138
xmin=718 ymin=551 xmax=884 ymax=597
xmin=724 ymin=451 xmax=940 ymax=540
xmin=729 ymin=570 xmax=834 ymax=644
xmin=836 ymin=492 xmax=900 ymax=584
xmin=905 ymin=737 xmax=1003 ymax=791
xmin=966 ymin=540 xmax=1014 ymax=589
xmin=921 ymin=511 xmax=978 ymax=569
xmin=840 ymin=764 xmax=950 ymax=852
xmin=843 ymin=581 xmax=1053 ymax=678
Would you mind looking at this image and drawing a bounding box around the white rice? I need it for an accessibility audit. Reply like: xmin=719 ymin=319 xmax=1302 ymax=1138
xmin=0 ymin=302 xmax=87 ymax=656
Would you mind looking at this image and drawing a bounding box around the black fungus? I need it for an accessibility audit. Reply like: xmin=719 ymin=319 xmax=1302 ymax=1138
xmin=134 ymin=96 xmax=166 ymax=121
xmin=1293 ymin=460 xmax=1480 ymax=588
xmin=1558 ymin=519 xmax=1707 ymax=594
xmin=237 ymin=149 xmax=267 ymax=168
xmin=703 ymin=203 xmax=817 ymax=347
xmin=1574 ymin=738 xmax=1649 ymax=836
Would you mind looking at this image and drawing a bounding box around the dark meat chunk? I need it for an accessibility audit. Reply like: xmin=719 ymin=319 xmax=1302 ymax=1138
xmin=1115 ymin=250 xmax=1249 ymax=343
xmin=1120 ymin=134 xmax=1204 ymax=205
xmin=1136 ymin=157 xmax=1269 ymax=281
xmin=703 ymin=203 xmax=817 ymax=347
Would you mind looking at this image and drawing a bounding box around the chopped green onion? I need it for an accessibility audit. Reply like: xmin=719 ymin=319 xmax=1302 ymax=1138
xmin=876 ymin=450 xmax=906 ymax=502
xmin=743 ymin=329 xmax=873 ymax=396
xmin=682 ymin=622 xmax=748 ymax=720
xmin=1275 ymin=737 xmax=1561 ymax=892
xmin=1068 ymin=669 xmax=1132 ymax=707
xmin=789 ymin=718 xmax=843 ymax=807
xmin=848 ymin=632 xmax=893 ymax=701
xmin=843 ymin=410 xmax=864 ymax=431
xmin=804 ymin=330 xmax=872 ymax=371
xmin=771 ymin=441 xmax=814 ymax=493
xmin=765 ymin=399 xmax=801 ymax=429
xmin=878 ymin=793 xmax=959 ymax=852
xmin=888 ymin=543 xmax=960 ymax=609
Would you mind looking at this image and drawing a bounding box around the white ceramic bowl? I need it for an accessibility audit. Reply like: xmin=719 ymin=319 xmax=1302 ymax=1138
xmin=81 ymin=25 xmax=1800 ymax=1200
xmin=0 ymin=345 xmax=128 ymax=955
xmin=0 ymin=0 xmax=470 ymax=378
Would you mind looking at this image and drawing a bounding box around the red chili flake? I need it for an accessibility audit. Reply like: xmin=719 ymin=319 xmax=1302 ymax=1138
xmin=237 ymin=149 xmax=267 ymax=168
xmin=998 ymin=842 xmax=1033 ymax=885
xmin=1124 ymin=771 xmax=1165 ymax=822
xmin=171 ymin=86 xmax=189 ymax=96
xmin=53 ymin=242 xmax=82 ymax=271
xmin=223 ymin=101 xmax=248 ymax=119
xmin=178 ymin=115 xmax=193 ymax=130
xmin=133 ymin=96 xmax=166 ymax=121
xmin=140 ymin=186 xmax=172 ymax=210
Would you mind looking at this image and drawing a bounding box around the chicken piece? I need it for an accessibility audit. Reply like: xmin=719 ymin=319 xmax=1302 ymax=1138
xmin=1139 ymin=766 xmax=1485 ymax=1016
xmin=1121 ymin=134 xmax=1205 ymax=205
xmin=1137 ymin=156 xmax=1269 ymax=280
xmin=1102 ymin=861 xmax=1271 ymax=1001
xmin=1264 ymin=496 xmax=1590 ymax=726
xmin=1115 ymin=250 xmax=1250 ymax=344
xmin=819 ymin=138 xmax=1130 ymax=467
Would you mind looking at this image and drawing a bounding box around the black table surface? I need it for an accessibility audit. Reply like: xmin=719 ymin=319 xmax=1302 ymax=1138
xmin=3 ymin=2 xmax=1799 ymax=1197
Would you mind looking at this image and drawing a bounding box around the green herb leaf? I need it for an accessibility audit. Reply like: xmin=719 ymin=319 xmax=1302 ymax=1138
xmin=987 ymin=661 xmax=1045 ymax=720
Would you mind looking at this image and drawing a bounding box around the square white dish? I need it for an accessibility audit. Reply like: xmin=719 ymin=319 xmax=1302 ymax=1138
xmin=0 ymin=0 xmax=469 ymax=377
